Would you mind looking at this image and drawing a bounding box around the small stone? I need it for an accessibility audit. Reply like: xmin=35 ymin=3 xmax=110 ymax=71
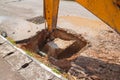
xmin=90 ymin=75 xmax=100 ymax=80
xmin=1 ymin=31 xmax=7 ymax=37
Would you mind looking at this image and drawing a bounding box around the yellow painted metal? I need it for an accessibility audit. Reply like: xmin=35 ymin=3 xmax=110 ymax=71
xmin=75 ymin=0 xmax=120 ymax=33
xmin=44 ymin=0 xmax=59 ymax=32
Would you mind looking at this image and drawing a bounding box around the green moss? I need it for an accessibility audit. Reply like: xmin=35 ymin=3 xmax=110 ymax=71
xmin=7 ymin=37 xmax=16 ymax=45
xmin=24 ymin=50 xmax=33 ymax=56
xmin=52 ymin=68 xmax=61 ymax=74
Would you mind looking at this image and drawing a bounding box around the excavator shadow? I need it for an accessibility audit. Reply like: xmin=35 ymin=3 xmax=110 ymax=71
xmin=69 ymin=56 xmax=120 ymax=80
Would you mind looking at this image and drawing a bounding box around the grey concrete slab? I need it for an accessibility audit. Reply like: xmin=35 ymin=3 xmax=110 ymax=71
xmin=0 ymin=0 xmax=43 ymax=19
xmin=5 ymin=51 xmax=32 ymax=70
xmin=0 ymin=16 xmax=45 ymax=41
xmin=0 ymin=57 xmax=25 ymax=80
xmin=0 ymin=36 xmax=5 ymax=44
xmin=0 ymin=0 xmax=98 ymax=20
xmin=19 ymin=62 xmax=57 ymax=80
xmin=0 ymin=42 xmax=16 ymax=57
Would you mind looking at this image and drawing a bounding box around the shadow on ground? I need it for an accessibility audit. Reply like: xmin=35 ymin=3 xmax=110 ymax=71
xmin=69 ymin=56 xmax=120 ymax=80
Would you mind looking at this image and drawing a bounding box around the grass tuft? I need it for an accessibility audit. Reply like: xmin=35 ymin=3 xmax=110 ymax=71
xmin=52 ymin=68 xmax=61 ymax=74
xmin=7 ymin=37 xmax=16 ymax=45
xmin=24 ymin=50 xmax=33 ymax=56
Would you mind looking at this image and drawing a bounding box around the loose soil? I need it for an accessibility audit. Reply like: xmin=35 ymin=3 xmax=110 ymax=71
xmin=17 ymin=28 xmax=88 ymax=78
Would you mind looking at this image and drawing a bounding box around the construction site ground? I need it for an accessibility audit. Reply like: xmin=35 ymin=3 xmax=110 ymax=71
xmin=0 ymin=0 xmax=120 ymax=80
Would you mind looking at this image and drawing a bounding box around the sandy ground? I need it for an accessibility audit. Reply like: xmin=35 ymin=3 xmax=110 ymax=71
xmin=57 ymin=16 xmax=120 ymax=80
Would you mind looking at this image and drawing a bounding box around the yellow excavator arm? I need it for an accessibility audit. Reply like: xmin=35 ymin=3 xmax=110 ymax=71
xmin=44 ymin=0 xmax=120 ymax=33
xmin=76 ymin=0 xmax=120 ymax=33
xmin=44 ymin=0 xmax=59 ymax=32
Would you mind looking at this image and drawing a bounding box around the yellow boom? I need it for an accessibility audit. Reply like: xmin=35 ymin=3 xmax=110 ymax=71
xmin=76 ymin=0 xmax=120 ymax=33
xmin=44 ymin=0 xmax=120 ymax=33
xmin=44 ymin=0 xmax=59 ymax=32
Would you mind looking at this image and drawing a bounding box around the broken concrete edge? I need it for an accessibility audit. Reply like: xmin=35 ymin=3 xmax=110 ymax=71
xmin=0 ymin=35 xmax=67 ymax=80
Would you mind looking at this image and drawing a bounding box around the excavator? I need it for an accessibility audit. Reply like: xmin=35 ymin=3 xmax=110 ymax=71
xmin=44 ymin=0 xmax=120 ymax=33
xmin=24 ymin=0 xmax=120 ymax=55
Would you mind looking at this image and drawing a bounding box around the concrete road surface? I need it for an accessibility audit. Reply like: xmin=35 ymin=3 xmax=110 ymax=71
xmin=0 ymin=57 xmax=25 ymax=80
xmin=0 ymin=0 xmax=98 ymax=20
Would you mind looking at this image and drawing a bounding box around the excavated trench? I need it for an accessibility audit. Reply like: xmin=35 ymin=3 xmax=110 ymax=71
xmin=19 ymin=28 xmax=88 ymax=72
